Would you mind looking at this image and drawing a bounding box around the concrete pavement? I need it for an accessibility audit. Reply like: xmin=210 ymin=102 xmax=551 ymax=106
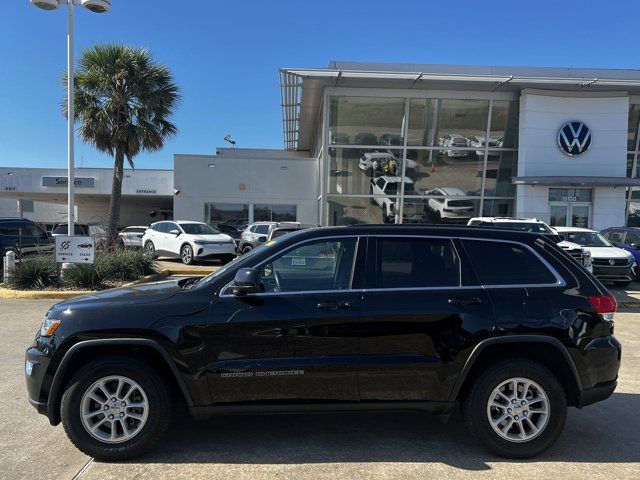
xmin=1 ymin=298 xmax=639 ymax=479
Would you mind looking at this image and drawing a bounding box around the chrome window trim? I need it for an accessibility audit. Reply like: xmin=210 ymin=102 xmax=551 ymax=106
xmin=219 ymin=234 xmax=362 ymax=298
xmin=218 ymin=233 xmax=566 ymax=298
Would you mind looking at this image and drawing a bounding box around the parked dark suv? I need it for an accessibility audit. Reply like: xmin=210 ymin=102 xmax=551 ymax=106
xmin=25 ymin=225 xmax=621 ymax=460
xmin=0 ymin=217 xmax=53 ymax=261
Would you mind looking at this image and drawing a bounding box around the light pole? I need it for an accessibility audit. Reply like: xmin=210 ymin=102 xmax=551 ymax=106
xmin=30 ymin=0 xmax=111 ymax=237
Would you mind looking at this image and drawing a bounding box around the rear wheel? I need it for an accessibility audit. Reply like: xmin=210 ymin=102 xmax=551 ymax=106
xmin=60 ymin=356 xmax=172 ymax=461
xmin=241 ymin=245 xmax=253 ymax=255
xmin=181 ymin=244 xmax=195 ymax=265
xmin=462 ymin=358 xmax=566 ymax=458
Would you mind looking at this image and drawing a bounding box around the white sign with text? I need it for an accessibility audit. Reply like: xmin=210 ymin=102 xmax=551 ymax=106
xmin=55 ymin=236 xmax=95 ymax=264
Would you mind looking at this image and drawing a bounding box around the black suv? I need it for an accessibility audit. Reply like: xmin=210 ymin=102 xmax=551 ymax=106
xmin=25 ymin=226 xmax=621 ymax=460
xmin=0 ymin=217 xmax=53 ymax=260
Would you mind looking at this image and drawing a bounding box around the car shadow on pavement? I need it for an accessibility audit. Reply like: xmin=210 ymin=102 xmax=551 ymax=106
xmin=127 ymin=392 xmax=640 ymax=470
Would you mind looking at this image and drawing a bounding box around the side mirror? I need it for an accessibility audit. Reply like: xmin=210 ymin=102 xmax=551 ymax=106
xmin=258 ymin=236 xmax=267 ymax=243
xmin=231 ymin=268 xmax=262 ymax=296
xmin=170 ymin=229 xmax=180 ymax=236
xmin=630 ymin=243 xmax=639 ymax=249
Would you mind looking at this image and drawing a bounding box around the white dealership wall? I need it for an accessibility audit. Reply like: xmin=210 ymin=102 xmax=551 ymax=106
xmin=174 ymin=148 xmax=319 ymax=224
xmin=0 ymin=167 xmax=174 ymax=226
xmin=516 ymin=89 xmax=629 ymax=230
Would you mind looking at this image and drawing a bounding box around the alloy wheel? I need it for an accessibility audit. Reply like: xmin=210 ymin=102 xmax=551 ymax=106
xmin=80 ymin=375 xmax=149 ymax=444
xmin=181 ymin=245 xmax=193 ymax=264
xmin=486 ymin=377 xmax=550 ymax=443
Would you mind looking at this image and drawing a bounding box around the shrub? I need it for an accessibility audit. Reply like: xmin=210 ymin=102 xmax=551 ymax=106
xmin=96 ymin=249 xmax=157 ymax=281
xmin=7 ymin=255 xmax=59 ymax=290
xmin=62 ymin=262 xmax=101 ymax=290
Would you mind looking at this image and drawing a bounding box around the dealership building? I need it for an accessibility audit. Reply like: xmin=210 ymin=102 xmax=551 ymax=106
xmin=4 ymin=61 xmax=640 ymax=231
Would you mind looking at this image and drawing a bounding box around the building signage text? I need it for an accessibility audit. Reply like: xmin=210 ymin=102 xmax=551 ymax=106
xmin=42 ymin=177 xmax=95 ymax=188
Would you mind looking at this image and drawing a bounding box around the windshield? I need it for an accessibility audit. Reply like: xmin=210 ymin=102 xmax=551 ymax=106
xmin=180 ymin=223 xmax=219 ymax=235
xmin=52 ymin=224 xmax=88 ymax=235
xmin=562 ymin=231 xmax=612 ymax=247
xmin=493 ymin=222 xmax=553 ymax=234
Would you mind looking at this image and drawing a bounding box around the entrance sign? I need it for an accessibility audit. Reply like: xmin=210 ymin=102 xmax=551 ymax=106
xmin=55 ymin=236 xmax=95 ymax=264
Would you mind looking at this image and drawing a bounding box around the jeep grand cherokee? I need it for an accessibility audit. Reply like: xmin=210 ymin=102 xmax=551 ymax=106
xmin=25 ymin=225 xmax=621 ymax=460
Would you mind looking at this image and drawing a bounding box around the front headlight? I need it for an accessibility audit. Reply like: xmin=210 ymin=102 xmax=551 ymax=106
xmin=40 ymin=318 xmax=61 ymax=337
xmin=194 ymin=240 xmax=206 ymax=245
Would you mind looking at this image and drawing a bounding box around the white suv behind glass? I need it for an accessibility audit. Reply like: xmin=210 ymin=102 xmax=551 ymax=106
xmin=142 ymin=221 xmax=236 ymax=265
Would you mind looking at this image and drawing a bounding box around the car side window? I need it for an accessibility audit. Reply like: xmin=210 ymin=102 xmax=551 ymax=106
xmin=258 ymin=238 xmax=358 ymax=293
xmin=154 ymin=223 xmax=167 ymax=233
xmin=255 ymin=225 xmax=269 ymax=235
xmin=376 ymin=178 xmax=386 ymax=189
xmin=370 ymin=237 xmax=460 ymax=289
xmin=606 ymin=230 xmax=625 ymax=243
xmin=463 ymin=240 xmax=558 ymax=285
xmin=0 ymin=222 xmax=22 ymax=235
xmin=625 ymin=232 xmax=640 ymax=246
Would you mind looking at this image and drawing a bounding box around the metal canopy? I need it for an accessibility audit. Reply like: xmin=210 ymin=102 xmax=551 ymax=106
xmin=279 ymin=61 xmax=640 ymax=151
xmin=512 ymin=176 xmax=640 ymax=187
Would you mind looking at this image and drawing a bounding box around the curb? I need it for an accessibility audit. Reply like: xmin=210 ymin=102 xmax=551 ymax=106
xmin=0 ymin=269 xmax=172 ymax=300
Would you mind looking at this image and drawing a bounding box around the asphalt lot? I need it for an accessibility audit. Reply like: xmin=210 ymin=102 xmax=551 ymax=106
xmin=2 ymin=298 xmax=639 ymax=480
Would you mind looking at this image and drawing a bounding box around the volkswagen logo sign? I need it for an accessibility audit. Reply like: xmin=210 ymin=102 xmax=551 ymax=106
xmin=558 ymin=121 xmax=592 ymax=156
xmin=609 ymin=259 xmax=616 ymax=266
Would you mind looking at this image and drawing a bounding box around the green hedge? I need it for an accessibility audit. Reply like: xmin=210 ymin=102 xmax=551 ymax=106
xmin=6 ymin=249 xmax=157 ymax=290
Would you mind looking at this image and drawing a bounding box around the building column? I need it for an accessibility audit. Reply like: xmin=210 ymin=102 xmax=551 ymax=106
xmin=17 ymin=199 xmax=23 ymax=218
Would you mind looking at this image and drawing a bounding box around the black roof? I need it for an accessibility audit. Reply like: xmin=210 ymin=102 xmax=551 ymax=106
xmin=285 ymin=224 xmax=549 ymax=244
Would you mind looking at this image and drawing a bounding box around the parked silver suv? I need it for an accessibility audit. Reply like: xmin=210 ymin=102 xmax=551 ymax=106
xmin=238 ymin=221 xmax=301 ymax=254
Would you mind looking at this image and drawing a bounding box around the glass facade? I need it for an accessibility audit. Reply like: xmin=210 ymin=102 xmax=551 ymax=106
xmin=204 ymin=203 xmax=249 ymax=228
xmin=626 ymin=103 xmax=640 ymax=226
xmin=254 ymin=204 xmax=297 ymax=222
xmin=323 ymin=95 xmax=519 ymax=225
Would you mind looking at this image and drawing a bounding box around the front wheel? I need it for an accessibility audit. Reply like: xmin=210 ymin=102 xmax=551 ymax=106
xmin=462 ymin=359 xmax=567 ymax=458
xmin=241 ymin=245 xmax=253 ymax=255
xmin=181 ymin=244 xmax=195 ymax=265
xmin=144 ymin=241 xmax=157 ymax=258
xmin=60 ymin=356 xmax=172 ymax=461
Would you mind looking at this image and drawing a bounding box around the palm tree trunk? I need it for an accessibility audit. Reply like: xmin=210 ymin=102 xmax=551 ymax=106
xmin=107 ymin=148 xmax=125 ymax=247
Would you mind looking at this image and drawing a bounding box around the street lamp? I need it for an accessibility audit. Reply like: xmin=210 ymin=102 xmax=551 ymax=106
xmin=30 ymin=0 xmax=110 ymax=237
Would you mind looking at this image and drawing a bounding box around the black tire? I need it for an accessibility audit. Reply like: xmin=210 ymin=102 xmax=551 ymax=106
xmin=382 ymin=208 xmax=393 ymax=224
xmin=181 ymin=244 xmax=195 ymax=265
xmin=242 ymin=245 xmax=253 ymax=255
xmin=462 ymin=358 xmax=567 ymax=458
xmin=221 ymin=254 xmax=236 ymax=264
xmin=144 ymin=241 xmax=157 ymax=259
xmin=613 ymin=281 xmax=632 ymax=287
xmin=60 ymin=356 xmax=172 ymax=461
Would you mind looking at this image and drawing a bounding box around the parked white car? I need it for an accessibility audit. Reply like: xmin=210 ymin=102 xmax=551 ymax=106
xmin=467 ymin=135 xmax=501 ymax=156
xmin=437 ymin=134 xmax=469 ymax=158
xmin=424 ymin=187 xmax=474 ymax=222
xmin=553 ymin=226 xmax=635 ymax=285
xmin=117 ymin=226 xmax=148 ymax=248
xmin=142 ymin=220 xmax=236 ymax=265
xmin=370 ymin=176 xmax=423 ymax=223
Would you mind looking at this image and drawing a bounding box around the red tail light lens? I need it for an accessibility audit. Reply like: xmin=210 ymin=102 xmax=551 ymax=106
xmin=588 ymin=294 xmax=617 ymax=315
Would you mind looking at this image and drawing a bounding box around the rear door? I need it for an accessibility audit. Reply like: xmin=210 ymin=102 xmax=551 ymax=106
xmin=358 ymin=235 xmax=495 ymax=402
xmin=206 ymin=235 xmax=364 ymax=403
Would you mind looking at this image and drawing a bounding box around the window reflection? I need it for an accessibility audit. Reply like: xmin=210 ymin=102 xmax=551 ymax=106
xmin=404 ymin=149 xmax=483 ymax=197
xmin=490 ymin=101 xmax=519 ymax=148
xmin=401 ymin=197 xmax=480 ymax=224
xmin=482 ymin=198 xmax=514 ymax=217
xmin=484 ymin=151 xmax=517 ymax=197
xmin=628 ymin=104 xmax=640 ymax=151
xmin=328 ymin=148 xmax=403 ymax=195
xmin=327 ymin=196 xmax=395 ymax=225
xmin=329 ymin=97 xmax=405 ymax=146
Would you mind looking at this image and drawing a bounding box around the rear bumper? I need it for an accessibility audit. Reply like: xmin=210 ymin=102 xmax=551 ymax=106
xmin=578 ymin=380 xmax=617 ymax=408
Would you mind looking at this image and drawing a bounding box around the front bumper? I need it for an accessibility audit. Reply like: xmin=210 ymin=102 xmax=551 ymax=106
xmin=592 ymin=264 xmax=633 ymax=282
xmin=25 ymin=346 xmax=53 ymax=421
xmin=194 ymin=243 xmax=237 ymax=259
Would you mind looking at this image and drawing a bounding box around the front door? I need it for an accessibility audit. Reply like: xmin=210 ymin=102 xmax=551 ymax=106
xmin=206 ymin=236 xmax=363 ymax=403
xmin=358 ymin=236 xmax=495 ymax=402
xmin=550 ymin=203 xmax=591 ymax=228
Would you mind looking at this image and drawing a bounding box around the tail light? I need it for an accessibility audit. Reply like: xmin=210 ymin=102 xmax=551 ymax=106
xmin=588 ymin=294 xmax=617 ymax=322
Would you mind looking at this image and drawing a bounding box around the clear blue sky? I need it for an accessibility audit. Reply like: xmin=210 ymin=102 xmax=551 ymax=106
xmin=1 ymin=0 xmax=639 ymax=170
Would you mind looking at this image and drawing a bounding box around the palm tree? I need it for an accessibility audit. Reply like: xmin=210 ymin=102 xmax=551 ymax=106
xmin=64 ymin=43 xmax=180 ymax=246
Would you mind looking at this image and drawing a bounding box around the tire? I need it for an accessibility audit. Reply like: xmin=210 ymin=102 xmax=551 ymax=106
xmin=382 ymin=208 xmax=393 ymax=224
xmin=181 ymin=244 xmax=195 ymax=265
xmin=242 ymin=245 xmax=253 ymax=255
xmin=60 ymin=356 xmax=172 ymax=461
xmin=144 ymin=241 xmax=157 ymax=259
xmin=364 ymin=167 xmax=373 ymax=177
xmin=221 ymin=254 xmax=236 ymax=264
xmin=462 ymin=358 xmax=567 ymax=458
xmin=613 ymin=281 xmax=632 ymax=287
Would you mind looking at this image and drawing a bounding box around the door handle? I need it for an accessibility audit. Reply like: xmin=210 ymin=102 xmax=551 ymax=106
xmin=317 ymin=301 xmax=351 ymax=310
xmin=448 ymin=297 xmax=482 ymax=306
